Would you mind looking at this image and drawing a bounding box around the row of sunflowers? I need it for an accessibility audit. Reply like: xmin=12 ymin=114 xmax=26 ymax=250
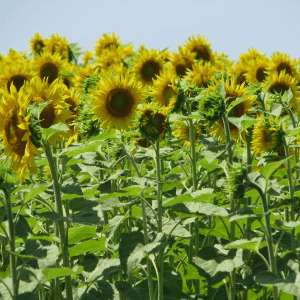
xmin=1 ymin=32 xmax=300 ymax=300
xmin=1 ymin=32 xmax=299 ymax=181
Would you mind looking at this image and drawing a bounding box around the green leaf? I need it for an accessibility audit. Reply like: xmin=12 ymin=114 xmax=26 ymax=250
xmin=42 ymin=266 xmax=83 ymax=281
xmin=68 ymin=226 xmax=98 ymax=245
xmin=227 ymin=97 xmax=245 ymax=114
xmin=86 ymin=259 xmax=120 ymax=282
xmin=24 ymin=184 xmax=49 ymax=203
xmin=101 ymin=186 xmax=143 ymax=200
xmin=41 ymin=122 xmax=69 ymax=140
xmin=115 ymin=281 xmax=141 ymax=300
xmin=225 ymin=238 xmax=267 ymax=252
xmin=261 ymin=157 xmax=290 ymax=180
xmin=69 ymin=238 xmax=106 ymax=257
xmin=60 ymin=141 xmax=102 ymax=158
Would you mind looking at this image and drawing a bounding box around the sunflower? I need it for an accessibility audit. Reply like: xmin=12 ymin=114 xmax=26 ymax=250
xmin=0 ymin=59 xmax=32 ymax=92
xmin=31 ymin=51 xmax=66 ymax=84
xmin=133 ymin=49 xmax=165 ymax=85
xmin=74 ymin=63 xmax=98 ymax=92
xmin=213 ymin=51 xmax=233 ymax=72
xmin=183 ymin=35 xmax=214 ymax=63
xmin=186 ymin=61 xmax=217 ymax=88
xmin=96 ymin=48 xmax=124 ymax=73
xmin=267 ymin=52 xmax=297 ymax=77
xmin=64 ymin=89 xmax=82 ymax=147
xmin=0 ymin=85 xmax=41 ymax=181
xmin=21 ymin=77 xmax=72 ymax=144
xmin=263 ymin=71 xmax=300 ymax=112
xmin=169 ymin=46 xmax=195 ymax=77
xmin=149 ymin=68 xmax=179 ymax=111
xmin=94 ymin=33 xmax=121 ymax=57
xmin=90 ymin=71 xmax=144 ymax=131
xmin=245 ymin=56 xmax=269 ymax=84
xmin=136 ymin=103 xmax=169 ymax=142
xmin=209 ymin=78 xmax=256 ymax=141
xmin=173 ymin=119 xmax=202 ymax=147
xmin=228 ymin=61 xmax=248 ymax=85
xmin=44 ymin=34 xmax=69 ymax=60
xmin=82 ymin=51 xmax=94 ymax=64
xmin=252 ymin=117 xmax=284 ymax=157
xmin=239 ymin=48 xmax=265 ymax=66
xmin=29 ymin=32 xmax=45 ymax=55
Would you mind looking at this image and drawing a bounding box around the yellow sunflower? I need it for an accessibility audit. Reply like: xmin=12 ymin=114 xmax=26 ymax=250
xmin=209 ymin=78 xmax=256 ymax=141
xmin=267 ymin=52 xmax=298 ymax=77
xmin=252 ymin=117 xmax=284 ymax=157
xmin=186 ymin=61 xmax=217 ymax=88
xmin=82 ymin=51 xmax=94 ymax=64
xmin=239 ymin=48 xmax=265 ymax=66
xmin=64 ymin=89 xmax=82 ymax=147
xmin=21 ymin=77 xmax=72 ymax=140
xmin=0 ymin=59 xmax=32 ymax=92
xmin=149 ymin=68 xmax=179 ymax=111
xmin=245 ymin=56 xmax=269 ymax=84
xmin=90 ymin=70 xmax=144 ymax=131
xmin=136 ymin=103 xmax=169 ymax=142
xmin=133 ymin=49 xmax=165 ymax=86
xmin=29 ymin=33 xmax=45 ymax=55
xmin=0 ymin=85 xmax=41 ymax=181
xmin=74 ymin=63 xmax=98 ymax=92
xmin=44 ymin=34 xmax=69 ymax=60
xmin=31 ymin=51 xmax=66 ymax=84
xmin=169 ymin=46 xmax=195 ymax=77
xmin=94 ymin=33 xmax=121 ymax=57
xmin=183 ymin=35 xmax=215 ymax=63
xmin=96 ymin=48 xmax=124 ymax=73
xmin=228 ymin=61 xmax=248 ymax=85
xmin=263 ymin=71 xmax=300 ymax=112
xmin=213 ymin=51 xmax=233 ymax=72
xmin=173 ymin=119 xmax=202 ymax=147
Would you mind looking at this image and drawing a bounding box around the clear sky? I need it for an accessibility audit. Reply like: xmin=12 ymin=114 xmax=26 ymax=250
xmin=1 ymin=0 xmax=300 ymax=60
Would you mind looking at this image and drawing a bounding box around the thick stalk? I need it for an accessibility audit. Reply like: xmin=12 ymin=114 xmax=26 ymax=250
xmin=1 ymin=188 xmax=18 ymax=300
xmin=247 ymin=179 xmax=278 ymax=300
xmin=155 ymin=141 xmax=164 ymax=300
xmin=122 ymin=141 xmax=154 ymax=300
xmin=43 ymin=141 xmax=73 ymax=300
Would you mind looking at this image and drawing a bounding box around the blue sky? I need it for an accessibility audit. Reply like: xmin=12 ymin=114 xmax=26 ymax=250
xmin=1 ymin=0 xmax=300 ymax=60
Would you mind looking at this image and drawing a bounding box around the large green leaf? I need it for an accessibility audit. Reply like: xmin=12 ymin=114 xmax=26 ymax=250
xmin=42 ymin=266 xmax=83 ymax=281
xmin=261 ymin=157 xmax=290 ymax=180
xmin=68 ymin=226 xmax=98 ymax=244
xmin=69 ymin=238 xmax=106 ymax=257
xmin=115 ymin=281 xmax=141 ymax=300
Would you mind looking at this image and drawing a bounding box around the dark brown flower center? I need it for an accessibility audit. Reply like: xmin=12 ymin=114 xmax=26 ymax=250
xmin=163 ymin=85 xmax=175 ymax=106
xmin=141 ymin=60 xmax=160 ymax=82
xmin=236 ymin=72 xmax=246 ymax=85
xmin=65 ymin=97 xmax=78 ymax=124
xmin=4 ymin=108 xmax=26 ymax=157
xmin=192 ymin=45 xmax=210 ymax=61
xmin=270 ymin=82 xmax=290 ymax=94
xmin=277 ymin=62 xmax=292 ymax=75
xmin=31 ymin=96 xmax=56 ymax=128
xmin=106 ymin=88 xmax=134 ymax=117
xmin=176 ymin=64 xmax=187 ymax=76
xmin=256 ymin=67 xmax=266 ymax=82
xmin=40 ymin=62 xmax=58 ymax=84
xmin=7 ymin=75 xmax=27 ymax=92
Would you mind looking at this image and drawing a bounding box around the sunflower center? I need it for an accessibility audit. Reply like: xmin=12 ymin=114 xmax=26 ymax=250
xmin=256 ymin=67 xmax=266 ymax=82
xmin=277 ymin=62 xmax=292 ymax=75
xmin=40 ymin=62 xmax=58 ymax=84
xmin=63 ymin=78 xmax=70 ymax=89
xmin=192 ymin=46 xmax=210 ymax=61
xmin=4 ymin=108 xmax=26 ymax=157
xmin=65 ymin=97 xmax=77 ymax=123
xmin=141 ymin=60 xmax=160 ymax=82
xmin=7 ymin=75 xmax=27 ymax=92
xmin=236 ymin=72 xmax=246 ymax=85
xmin=106 ymin=88 xmax=133 ymax=117
xmin=32 ymin=96 xmax=56 ymax=128
xmin=163 ymin=86 xmax=175 ymax=106
xmin=270 ymin=82 xmax=290 ymax=94
xmin=176 ymin=64 xmax=187 ymax=76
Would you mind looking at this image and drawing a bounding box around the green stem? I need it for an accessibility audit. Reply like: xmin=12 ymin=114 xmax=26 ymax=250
xmin=246 ymin=178 xmax=278 ymax=300
xmin=43 ymin=141 xmax=73 ymax=300
xmin=1 ymin=187 xmax=18 ymax=300
xmin=222 ymin=111 xmax=233 ymax=165
xmin=155 ymin=141 xmax=164 ymax=300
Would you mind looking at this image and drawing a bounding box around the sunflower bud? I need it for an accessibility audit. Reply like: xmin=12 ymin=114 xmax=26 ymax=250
xmin=226 ymin=163 xmax=247 ymax=200
xmin=82 ymin=75 xmax=100 ymax=94
xmin=198 ymin=93 xmax=225 ymax=123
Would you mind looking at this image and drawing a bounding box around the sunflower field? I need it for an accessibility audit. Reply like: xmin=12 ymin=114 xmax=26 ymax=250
xmin=0 ymin=32 xmax=300 ymax=300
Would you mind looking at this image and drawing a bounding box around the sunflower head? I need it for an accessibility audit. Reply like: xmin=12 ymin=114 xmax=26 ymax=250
xmin=252 ymin=117 xmax=284 ymax=157
xmin=94 ymin=33 xmax=121 ymax=57
xmin=198 ymin=92 xmax=225 ymax=123
xmin=173 ymin=119 xmax=202 ymax=147
xmin=133 ymin=49 xmax=165 ymax=85
xmin=184 ymin=35 xmax=214 ymax=63
xmin=90 ymin=71 xmax=144 ymax=131
xmin=268 ymin=52 xmax=297 ymax=77
xmin=225 ymin=163 xmax=247 ymax=199
xmin=44 ymin=34 xmax=69 ymax=60
xmin=29 ymin=33 xmax=45 ymax=55
xmin=170 ymin=46 xmax=195 ymax=77
xmin=136 ymin=103 xmax=169 ymax=142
